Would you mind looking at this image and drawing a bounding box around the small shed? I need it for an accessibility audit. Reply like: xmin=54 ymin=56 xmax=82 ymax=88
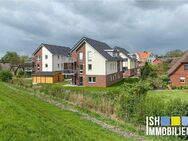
xmin=32 ymin=72 xmax=64 ymax=84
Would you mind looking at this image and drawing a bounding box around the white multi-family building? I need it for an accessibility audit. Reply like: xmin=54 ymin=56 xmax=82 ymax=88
xmin=114 ymin=47 xmax=137 ymax=77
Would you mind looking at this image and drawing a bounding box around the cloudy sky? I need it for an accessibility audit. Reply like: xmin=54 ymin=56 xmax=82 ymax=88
xmin=0 ymin=0 xmax=188 ymax=57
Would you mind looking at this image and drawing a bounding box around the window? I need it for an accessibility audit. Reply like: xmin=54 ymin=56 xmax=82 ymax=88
xmin=36 ymin=56 xmax=41 ymax=61
xmin=58 ymin=56 xmax=60 ymax=59
xmin=45 ymin=55 xmax=48 ymax=59
xmin=184 ymin=64 xmax=188 ymax=70
xmin=58 ymin=64 xmax=60 ymax=68
xmin=79 ymin=52 xmax=83 ymax=60
xmin=180 ymin=77 xmax=185 ymax=83
xmin=80 ymin=64 xmax=83 ymax=74
xmin=45 ymin=64 xmax=48 ymax=68
xmin=37 ymin=64 xmax=40 ymax=70
xmin=88 ymin=64 xmax=92 ymax=70
xmin=88 ymin=77 xmax=96 ymax=83
xmin=88 ymin=51 xmax=92 ymax=61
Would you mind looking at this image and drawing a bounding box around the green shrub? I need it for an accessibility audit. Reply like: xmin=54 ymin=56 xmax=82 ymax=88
xmin=116 ymin=80 xmax=152 ymax=121
xmin=140 ymin=62 xmax=157 ymax=80
xmin=17 ymin=70 xmax=25 ymax=78
xmin=0 ymin=70 xmax=12 ymax=82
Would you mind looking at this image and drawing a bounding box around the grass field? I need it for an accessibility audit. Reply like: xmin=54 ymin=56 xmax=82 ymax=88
xmin=0 ymin=82 xmax=130 ymax=141
xmin=148 ymin=90 xmax=188 ymax=102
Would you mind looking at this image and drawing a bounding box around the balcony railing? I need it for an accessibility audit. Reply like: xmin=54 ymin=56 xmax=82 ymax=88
xmin=61 ymin=57 xmax=75 ymax=63
xmin=62 ymin=69 xmax=77 ymax=75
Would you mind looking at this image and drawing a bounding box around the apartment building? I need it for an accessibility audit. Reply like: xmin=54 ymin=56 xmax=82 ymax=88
xmin=70 ymin=37 xmax=123 ymax=87
xmin=32 ymin=43 xmax=73 ymax=83
xmin=114 ymin=47 xmax=137 ymax=77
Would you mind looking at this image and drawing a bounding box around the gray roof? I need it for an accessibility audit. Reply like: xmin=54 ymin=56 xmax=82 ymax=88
xmin=34 ymin=43 xmax=71 ymax=57
xmin=114 ymin=46 xmax=136 ymax=61
xmin=114 ymin=46 xmax=129 ymax=55
xmin=32 ymin=71 xmax=60 ymax=76
xmin=71 ymin=37 xmax=123 ymax=61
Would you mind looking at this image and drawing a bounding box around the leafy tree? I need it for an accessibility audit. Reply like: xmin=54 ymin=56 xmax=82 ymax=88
xmin=1 ymin=52 xmax=21 ymax=65
xmin=165 ymin=49 xmax=183 ymax=57
xmin=0 ymin=70 xmax=13 ymax=82
xmin=20 ymin=55 xmax=29 ymax=64
xmin=140 ymin=62 xmax=157 ymax=80
xmin=1 ymin=52 xmax=29 ymax=65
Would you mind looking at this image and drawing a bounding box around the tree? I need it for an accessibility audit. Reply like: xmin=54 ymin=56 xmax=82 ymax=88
xmin=140 ymin=62 xmax=157 ymax=80
xmin=0 ymin=70 xmax=13 ymax=82
xmin=165 ymin=50 xmax=183 ymax=58
xmin=20 ymin=55 xmax=29 ymax=64
xmin=1 ymin=52 xmax=21 ymax=65
xmin=1 ymin=52 xmax=29 ymax=65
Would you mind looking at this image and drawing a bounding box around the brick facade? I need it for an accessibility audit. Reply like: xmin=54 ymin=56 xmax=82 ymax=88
xmin=123 ymin=68 xmax=137 ymax=78
xmin=33 ymin=48 xmax=42 ymax=72
xmin=169 ymin=63 xmax=188 ymax=87
xmin=71 ymin=42 xmax=86 ymax=86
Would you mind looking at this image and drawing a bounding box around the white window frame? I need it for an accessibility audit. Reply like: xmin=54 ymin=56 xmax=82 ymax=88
xmin=88 ymin=77 xmax=96 ymax=83
xmin=88 ymin=51 xmax=92 ymax=61
xmin=80 ymin=64 xmax=83 ymax=74
xmin=36 ymin=56 xmax=41 ymax=62
xmin=88 ymin=64 xmax=92 ymax=71
xmin=79 ymin=52 xmax=83 ymax=60
xmin=180 ymin=76 xmax=185 ymax=83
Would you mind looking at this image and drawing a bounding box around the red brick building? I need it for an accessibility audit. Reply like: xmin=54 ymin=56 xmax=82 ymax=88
xmin=168 ymin=51 xmax=188 ymax=87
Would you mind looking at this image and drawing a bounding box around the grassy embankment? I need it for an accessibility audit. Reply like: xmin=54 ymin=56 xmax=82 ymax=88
xmin=0 ymin=82 xmax=129 ymax=141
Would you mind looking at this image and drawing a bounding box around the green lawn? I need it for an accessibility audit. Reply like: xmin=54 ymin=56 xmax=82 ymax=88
xmin=49 ymin=78 xmax=139 ymax=92
xmin=0 ymin=82 xmax=129 ymax=141
xmin=148 ymin=90 xmax=188 ymax=102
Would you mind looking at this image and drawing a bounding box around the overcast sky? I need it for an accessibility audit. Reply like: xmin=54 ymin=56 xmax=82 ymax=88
xmin=0 ymin=0 xmax=188 ymax=57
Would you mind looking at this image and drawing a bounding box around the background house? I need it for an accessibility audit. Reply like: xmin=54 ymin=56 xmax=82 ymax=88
xmin=114 ymin=47 xmax=137 ymax=77
xmin=168 ymin=51 xmax=188 ymax=87
xmin=32 ymin=43 xmax=72 ymax=84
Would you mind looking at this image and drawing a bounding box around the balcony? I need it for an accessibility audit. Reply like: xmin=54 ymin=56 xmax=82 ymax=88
xmin=62 ymin=69 xmax=76 ymax=75
xmin=61 ymin=57 xmax=75 ymax=63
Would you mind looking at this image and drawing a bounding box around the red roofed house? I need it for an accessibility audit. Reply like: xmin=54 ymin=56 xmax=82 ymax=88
xmin=168 ymin=51 xmax=188 ymax=87
xmin=153 ymin=58 xmax=162 ymax=65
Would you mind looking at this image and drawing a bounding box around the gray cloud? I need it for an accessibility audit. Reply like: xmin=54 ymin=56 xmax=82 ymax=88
xmin=0 ymin=0 xmax=188 ymax=57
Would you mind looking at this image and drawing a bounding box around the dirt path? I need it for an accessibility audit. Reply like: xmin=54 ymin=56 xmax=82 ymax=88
xmin=5 ymin=84 xmax=147 ymax=141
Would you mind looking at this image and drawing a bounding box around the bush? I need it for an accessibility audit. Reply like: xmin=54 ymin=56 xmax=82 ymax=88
xmin=116 ymin=80 xmax=152 ymax=121
xmin=17 ymin=70 xmax=25 ymax=78
xmin=141 ymin=62 xmax=157 ymax=80
xmin=0 ymin=70 xmax=13 ymax=82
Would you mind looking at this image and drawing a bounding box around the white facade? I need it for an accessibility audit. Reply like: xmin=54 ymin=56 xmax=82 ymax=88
xmin=85 ymin=42 xmax=122 ymax=75
xmin=85 ymin=43 xmax=106 ymax=75
xmin=119 ymin=52 xmax=136 ymax=70
xmin=42 ymin=46 xmax=53 ymax=72
xmin=106 ymin=61 xmax=118 ymax=75
xmin=42 ymin=46 xmax=70 ymax=72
